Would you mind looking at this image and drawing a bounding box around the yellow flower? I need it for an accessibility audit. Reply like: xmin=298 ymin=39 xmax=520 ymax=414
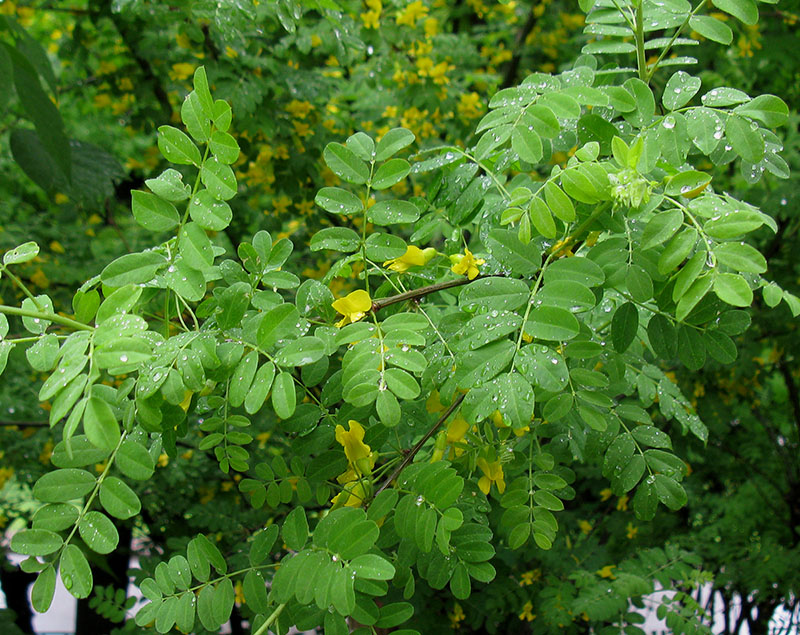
xmin=286 ymin=99 xmax=313 ymax=119
xmin=157 ymin=453 xmax=169 ymax=467
xmin=332 ymin=290 xmax=372 ymax=327
xmin=170 ymin=62 xmax=195 ymax=81
xmin=616 ymin=495 xmax=629 ymax=511
xmin=578 ymin=519 xmax=593 ymax=535
xmin=599 ymin=488 xmax=613 ymax=501
xmin=331 ymin=473 xmax=370 ymax=507
xmin=446 ymin=416 xmax=469 ymax=445
xmin=396 ymin=0 xmax=428 ymax=27
xmin=519 ymin=569 xmax=540 ymax=586
xmin=626 ymin=522 xmax=638 ymax=539
xmin=450 ymin=248 xmax=484 ymax=280
xmin=272 ymin=195 xmax=292 ymax=215
xmin=383 ymin=246 xmax=436 ymax=273
xmin=597 ymin=565 xmax=616 ymax=579
xmin=362 ymin=9 xmax=380 ymax=28
xmin=448 ymin=602 xmax=466 ymax=628
xmin=335 ymin=420 xmax=374 ymax=475
xmin=476 ymin=457 xmax=505 ymax=495
xmin=30 ymin=268 xmax=49 ymax=289
xmin=234 ymin=580 xmax=245 ymax=605
xmin=519 ymin=601 xmax=535 ymax=621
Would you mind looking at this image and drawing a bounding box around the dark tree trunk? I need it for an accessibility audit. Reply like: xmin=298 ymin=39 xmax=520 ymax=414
xmin=0 ymin=564 xmax=35 ymax=634
xmin=75 ymin=523 xmax=133 ymax=635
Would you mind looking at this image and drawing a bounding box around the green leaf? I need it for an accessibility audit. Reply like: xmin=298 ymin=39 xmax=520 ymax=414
xmin=212 ymin=99 xmax=232 ymax=132
xmin=83 ymin=397 xmax=120 ymax=452
xmin=702 ymin=87 xmax=750 ymax=107
xmin=99 ymin=476 xmax=141 ymax=519
xmin=677 ymin=326 xmax=706 ymax=370
xmin=311 ymin=227 xmax=362 ymax=252
xmin=529 ymin=197 xmax=556 ymax=238
xmin=714 ymin=242 xmax=767 ymax=273
xmin=272 ymin=371 xmax=297 ymax=419
xmin=32 ymin=566 xmax=57 ymax=612
xmin=34 ymin=468 xmax=95 ymax=503
xmin=711 ymin=0 xmax=758 ymax=25
xmin=243 ymin=570 xmax=268 ymax=614
xmin=245 ymin=362 xmax=276 ymax=415
xmin=324 ymin=142 xmax=369 ymax=184
xmin=543 ymin=181 xmax=575 ymax=222
xmin=350 ymin=554 xmax=396 ymax=580
xmin=376 ymin=602 xmax=415 ymax=628
xmin=544 ymin=257 xmax=605 ymax=287
xmin=459 ymin=277 xmax=529 ymax=312
xmin=190 ymin=190 xmax=233 ymax=230
xmin=376 ymin=128 xmax=415 ymax=161
xmin=663 ymin=71 xmax=701 ymax=110
xmin=3 ymin=240 xmax=40 ymax=265
xmin=201 ymin=157 xmax=237 ymax=200
xmin=714 ymin=272 xmax=753 ymax=306
xmin=101 ymin=251 xmax=167 ymax=287
xmin=633 ymin=478 xmax=658 ymax=520
xmin=704 ymin=329 xmax=738 ymax=363
xmin=181 ymin=91 xmax=211 ymax=142
xmin=631 ymin=425 xmax=672 ymax=449
xmin=384 ymin=368 xmax=420 ymax=399
xmin=527 ymin=306 xmax=580 ymax=341
xmin=33 ymin=503 xmax=80 ymax=532
xmin=193 ymin=66 xmax=214 ymax=117
xmin=653 ymin=474 xmax=688 ymax=510
xmin=157 ymin=125 xmax=201 ymax=165
xmin=511 ymin=125 xmax=543 ymax=163
xmin=725 ymin=114 xmax=764 ymax=163
xmin=116 ymin=440 xmax=155 ymax=481
xmin=60 ymin=544 xmax=93 ymax=599
xmin=179 ymin=222 xmax=214 ymax=270
xmin=365 ymin=232 xmax=407 ymax=260
xmin=78 ymin=510 xmax=119 ymax=554
xmin=368 ymin=200 xmax=420 ymax=225
xmin=611 ymin=302 xmax=638 ymax=352
xmin=283 ymin=507 xmax=309 ymax=551
xmin=258 ymin=303 xmax=301 ymax=349
xmin=658 ymin=228 xmax=697 ymax=275
xmin=626 ymin=264 xmax=653 ymax=303
xmin=131 ymin=191 xmax=180 ymax=233
xmin=376 ymin=389 xmax=401 ymax=427
xmin=486 ymin=229 xmax=541 ymax=277
xmin=11 ymin=529 xmax=63 ymax=556
xmin=315 ymin=186 xmax=363 ymax=215
xmin=209 ymin=130 xmax=240 ymax=164
xmin=689 ymin=15 xmax=733 ymax=44
xmin=146 ymin=168 xmax=191 ymax=202
xmin=642 ymin=209 xmax=683 ymax=250
xmin=665 ymin=171 xmax=711 ymax=197
xmin=372 ymin=158 xmax=411 ymax=190
xmin=733 ymin=94 xmax=789 ymax=128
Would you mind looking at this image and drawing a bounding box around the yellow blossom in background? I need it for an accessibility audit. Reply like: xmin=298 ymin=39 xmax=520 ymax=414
xmin=578 ymin=519 xmax=593 ymax=535
xmin=424 ymin=17 xmax=439 ymax=36
xmin=599 ymin=488 xmax=613 ymax=501
xmin=170 ymin=62 xmax=195 ymax=81
xmin=450 ymin=248 xmax=484 ymax=280
xmin=519 ymin=601 xmax=535 ymax=621
xmin=457 ymin=91 xmax=483 ymax=120
xmin=38 ymin=441 xmax=54 ymax=464
xmin=597 ymin=565 xmax=616 ymax=579
xmin=616 ymin=495 xmax=629 ymax=511
xmin=93 ymin=93 xmax=112 ymax=109
xmin=626 ymin=522 xmax=638 ymax=539
xmin=49 ymin=240 xmax=65 ymax=254
xmin=157 ymin=453 xmax=169 ymax=467
xmin=383 ymin=246 xmax=436 ymax=273
xmin=30 ymin=268 xmax=49 ymax=289
xmin=295 ymin=199 xmax=315 ymax=216
xmin=448 ymin=602 xmax=465 ymax=628
xmin=476 ymin=457 xmax=505 ymax=494
xmin=383 ymin=105 xmax=398 ymax=118
xmin=234 ymin=580 xmax=245 ymax=605
xmin=332 ymin=289 xmax=372 ymax=327
xmin=426 ymin=390 xmax=445 ymax=413
xmin=286 ymin=99 xmax=313 ymax=119
xmin=271 ymin=195 xmax=292 ymax=215
xmin=396 ymin=0 xmax=428 ymax=27
xmin=176 ymin=32 xmax=192 ymax=49
xmin=519 ymin=569 xmax=541 ymax=585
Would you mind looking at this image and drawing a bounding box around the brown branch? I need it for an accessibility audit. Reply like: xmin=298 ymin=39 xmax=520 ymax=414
xmin=371 ymin=277 xmax=474 ymax=312
xmin=370 ymin=392 xmax=466 ymax=502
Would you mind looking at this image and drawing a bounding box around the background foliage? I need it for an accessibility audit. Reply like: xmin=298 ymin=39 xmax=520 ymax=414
xmin=1 ymin=0 xmax=798 ymax=634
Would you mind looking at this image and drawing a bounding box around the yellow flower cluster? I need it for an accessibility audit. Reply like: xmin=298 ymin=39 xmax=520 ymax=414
xmin=362 ymin=0 xmax=382 ymax=28
xmin=396 ymin=0 xmax=428 ymax=27
xmin=332 ymin=420 xmax=375 ymax=507
xmin=450 ymin=248 xmax=484 ymax=280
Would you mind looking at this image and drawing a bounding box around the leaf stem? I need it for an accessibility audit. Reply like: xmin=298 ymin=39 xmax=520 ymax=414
xmin=0 ymin=305 xmax=94 ymax=332
xmin=0 ymin=266 xmax=44 ymax=310
xmin=253 ymin=602 xmax=287 ymax=635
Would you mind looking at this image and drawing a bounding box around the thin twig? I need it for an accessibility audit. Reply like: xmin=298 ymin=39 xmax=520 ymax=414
xmin=371 ymin=392 xmax=466 ymax=501
xmin=371 ymin=278 xmax=474 ymax=312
